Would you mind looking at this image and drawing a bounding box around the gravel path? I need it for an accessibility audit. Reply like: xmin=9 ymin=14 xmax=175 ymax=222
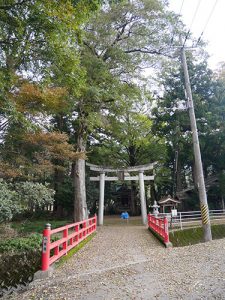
xmin=9 ymin=224 xmax=225 ymax=300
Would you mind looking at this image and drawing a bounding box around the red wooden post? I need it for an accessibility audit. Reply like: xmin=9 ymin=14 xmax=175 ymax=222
xmin=75 ymin=224 xmax=79 ymax=242
xmin=63 ymin=227 xmax=68 ymax=252
xmin=83 ymin=221 xmax=87 ymax=237
xmin=94 ymin=214 xmax=97 ymax=230
xmin=54 ymin=246 xmax=59 ymax=256
xmin=164 ymin=217 xmax=169 ymax=243
xmin=42 ymin=223 xmax=51 ymax=271
xmin=88 ymin=219 xmax=90 ymax=234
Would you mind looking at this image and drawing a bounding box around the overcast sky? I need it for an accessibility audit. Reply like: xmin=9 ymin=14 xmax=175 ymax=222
xmin=169 ymin=0 xmax=225 ymax=69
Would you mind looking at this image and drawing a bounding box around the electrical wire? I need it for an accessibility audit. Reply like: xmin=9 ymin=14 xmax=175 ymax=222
xmin=189 ymin=0 xmax=202 ymax=32
xmin=182 ymin=0 xmax=202 ymax=47
xmin=170 ymin=0 xmax=185 ymax=46
xmin=196 ymin=0 xmax=219 ymax=47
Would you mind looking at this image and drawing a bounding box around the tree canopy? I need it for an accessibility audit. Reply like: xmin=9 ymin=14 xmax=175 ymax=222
xmin=0 ymin=0 xmax=225 ymax=219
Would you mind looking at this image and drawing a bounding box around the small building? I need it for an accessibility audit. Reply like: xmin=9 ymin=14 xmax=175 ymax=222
xmin=158 ymin=195 xmax=181 ymax=213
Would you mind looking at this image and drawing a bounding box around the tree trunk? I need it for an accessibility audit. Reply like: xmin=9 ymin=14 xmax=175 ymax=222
xmin=74 ymin=157 xmax=87 ymax=222
xmin=73 ymin=108 xmax=88 ymax=222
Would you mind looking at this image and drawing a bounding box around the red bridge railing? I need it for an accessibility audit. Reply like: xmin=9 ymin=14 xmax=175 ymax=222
xmin=42 ymin=215 xmax=97 ymax=271
xmin=148 ymin=214 xmax=170 ymax=246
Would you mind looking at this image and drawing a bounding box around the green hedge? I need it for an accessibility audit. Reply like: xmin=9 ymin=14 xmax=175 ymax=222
xmin=0 ymin=250 xmax=41 ymax=297
xmin=0 ymin=234 xmax=42 ymax=253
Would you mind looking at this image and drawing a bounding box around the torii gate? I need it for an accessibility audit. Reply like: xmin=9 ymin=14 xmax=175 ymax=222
xmin=86 ymin=162 xmax=156 ymax=225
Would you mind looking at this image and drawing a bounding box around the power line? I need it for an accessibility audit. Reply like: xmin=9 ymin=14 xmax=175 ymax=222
xmin=196 ymin=0 xmax=219 ymax=47
xmin=183 ymin=0 xmax=202 ymax=47
xmin=189 ymin=0 xmax=202 ymax=32
xmin=170 ymin=0 xmax=185 ymax=46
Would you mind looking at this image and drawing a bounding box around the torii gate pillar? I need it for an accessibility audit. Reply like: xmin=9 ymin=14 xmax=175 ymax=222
xmin=139 ymin=171 xmax=147 ymax=225
xmin=98 ymin=172 xmax=105 ymax=225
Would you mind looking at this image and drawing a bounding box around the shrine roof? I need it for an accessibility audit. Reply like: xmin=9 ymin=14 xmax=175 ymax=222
xmin=158 ymin=196 xmax=181 ymax=204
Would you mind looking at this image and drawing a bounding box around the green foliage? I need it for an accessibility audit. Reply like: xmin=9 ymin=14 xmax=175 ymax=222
xmin=0 ymin=180 xmax=21 ymax=223
xmin=169 ymin=227 xmax=204 ymax=247
xmin=54 ymin=177 xmax=74 ymax=212
xmin=11 ymin=219 xmax=72 ymax=234
xmin=0 ymin=0 xmax=98 ymax=183
xmin=15 ymin=181 xmax=55 ymax=209
xmin=152 ymin=56 xmax=225 ymax=203
xmin=219 ymin=172 xmax=225 ymax=197
xmin=0 ymin=180 xmax=55 ymax=223
xmin=0 ymin=250 xmax=41 ymax=296
xmin=3 ymin=0 xmax=225 ymax=216
xmin=0 ymin=234 xmax=42 ymax=253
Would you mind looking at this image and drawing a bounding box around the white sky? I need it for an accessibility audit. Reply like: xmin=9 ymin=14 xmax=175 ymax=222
xmin=169 ymin=0 xmax=225 ymax=69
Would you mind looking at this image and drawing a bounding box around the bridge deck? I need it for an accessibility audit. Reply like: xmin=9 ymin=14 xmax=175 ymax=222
xmin=13 ymin=218 xmax=225 ymax=299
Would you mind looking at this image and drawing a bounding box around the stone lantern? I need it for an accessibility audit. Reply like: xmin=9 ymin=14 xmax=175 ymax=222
xmin=151 ymin=200 xmax=160 ymax=216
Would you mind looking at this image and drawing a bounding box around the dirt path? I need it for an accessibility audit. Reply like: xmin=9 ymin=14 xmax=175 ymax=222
xmin=8 ymin=223 xmax=225 ymax=300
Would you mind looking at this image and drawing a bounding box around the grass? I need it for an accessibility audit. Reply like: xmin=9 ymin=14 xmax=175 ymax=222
xmin=56 ymin=232 xmax=96 ymax=267
xmin=11 ymin=219 xmax=72 ymax=234
xmin=169 ymin=224 xmax=225 ymax=247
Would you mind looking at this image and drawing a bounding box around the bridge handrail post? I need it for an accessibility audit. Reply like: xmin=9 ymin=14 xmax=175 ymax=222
xmin=63 ymin=226 xmax=68 ymax=253
xmin=83 ymin=220 xmax=87 ymax=237
xmin=94 ymin=214 xmax=97 ymax=230
xmin=42 ymin=223 xmax=51 ymax=271
xmin=164 ymin=217 xmax=169 ymax=244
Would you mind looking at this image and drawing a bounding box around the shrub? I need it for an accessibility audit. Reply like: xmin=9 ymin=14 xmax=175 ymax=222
xmin=0 ymin=181 xmax=21 ymax=223
xmin=0 ymin=250 xmax=41 ymax=297
xmin=0 ymin=234 xmax=42 ymax=253
xmin=15 ymin=181 xmax=55 ymax=210
xmin=0 ymin=180 xmax=55 ymax=223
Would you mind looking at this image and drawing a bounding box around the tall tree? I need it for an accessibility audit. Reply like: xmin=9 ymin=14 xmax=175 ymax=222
xmin=88 ymin=83 xmax=167 ymax=214
xmin=0 ymin=0 xmax=101 ymax=217
xmin=71 ymin=0 xmax=180 ymax=219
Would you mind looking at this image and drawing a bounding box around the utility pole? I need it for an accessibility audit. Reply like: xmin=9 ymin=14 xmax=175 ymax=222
xmin=179 ymin=36 xmax=212 ymax=242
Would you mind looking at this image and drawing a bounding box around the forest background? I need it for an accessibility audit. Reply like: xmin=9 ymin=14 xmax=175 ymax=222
xmin=1 ymin=0 xmax=225 ymax=223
